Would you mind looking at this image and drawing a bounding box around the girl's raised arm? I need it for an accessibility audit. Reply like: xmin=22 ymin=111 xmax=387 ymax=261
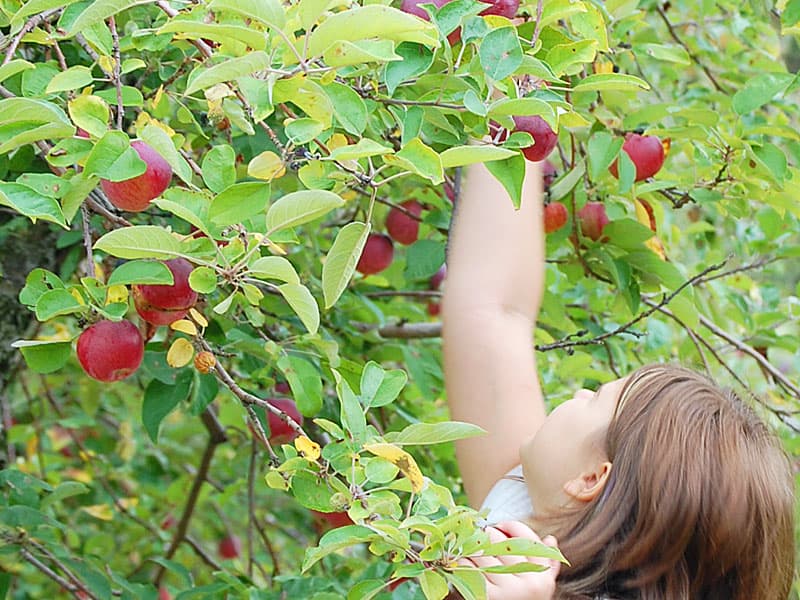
xmin=442 ymin=158 xmax=547 ymax=507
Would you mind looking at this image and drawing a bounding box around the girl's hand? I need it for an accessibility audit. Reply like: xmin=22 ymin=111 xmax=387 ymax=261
xmin=462 ymin=521 xmax=561 ymax=600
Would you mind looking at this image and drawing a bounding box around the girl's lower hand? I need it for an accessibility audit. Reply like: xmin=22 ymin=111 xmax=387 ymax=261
xmin=461 ymin=521 xmax=561 ymax=600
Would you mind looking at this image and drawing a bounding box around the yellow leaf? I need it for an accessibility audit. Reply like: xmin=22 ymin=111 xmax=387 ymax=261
xmin=106 ymin=284 xmax=128 ymax=305
xmin=295 ymin=435 xmax=321 ymax=461
xmin=248 ymin=151 xmax=286 ymax=181
xmin=189 ymin=308 xmax=208 ymax=328
xmin=116 ymin=420 xmax=136 ymax=462
xmin=69 ymin=288 xmax=86 ymax=305
xmin=363 ymin=443 xmax=424 ymax=493
xmin=98 ymin=55 xmax=116 ymax=75
xmin=82 ymin=504 xmax=114 ymax=521
xmin=65 ymin=468 xmax=92 ymax=483
xmin=26 ymin=434 xmax=38 ymax=460
xmin=153 ymin=85 xmax=164 ymax=107
xmin=167 ymin=338 xmax=194 ymax=368
xmin=328 ymin=133 xmax=349 ymax=151
xmin=634 ymin=198 xmax=667 ymax=260
xmin=170 ymin=319 xmax=198 ymax=336
xmin=593 ymin=58 xmax=615 ymax=74
xmin=266 ymin=239 xmax=287 ymax=255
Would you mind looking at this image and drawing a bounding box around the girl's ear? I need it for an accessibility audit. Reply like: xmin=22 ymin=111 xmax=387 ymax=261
xmin=563 ymin=461 xmax=613 ymax=502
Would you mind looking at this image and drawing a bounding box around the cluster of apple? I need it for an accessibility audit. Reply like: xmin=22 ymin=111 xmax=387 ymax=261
xmin=544 ymin=133 xmax=666 ymax=241
xmin=76 ymin=258 xmax=198 ymax=382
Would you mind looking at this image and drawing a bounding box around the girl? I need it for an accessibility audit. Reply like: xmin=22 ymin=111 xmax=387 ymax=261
xmin=441 ymin=158 xmax=796 ymax=599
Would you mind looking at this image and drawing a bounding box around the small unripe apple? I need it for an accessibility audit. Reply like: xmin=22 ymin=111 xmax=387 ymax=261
xmin=77 ymin=320 xmax=144 ymax=382
xmin=100 ymin=140 xmax=172 ymax=212
xmin=356 ymin=234 xmax=394 ymax=275
xmin=266 ymin=397 xmax=303 ymax=444
xmin=478 ymin=0 xmax=520 ymax=17
xmin=513 ymin=116 xmax=558 ymax=162
xmin=542 ymin=160 xmax=557 ymax=190
xmin=218 ymin=534 xmax=241 ymax=560
xmin=578 ymin=202 xmax=609 ymax=242
xmin=609 ymin=133 xmax=665 ymax=182
xmin=543 ymin=202 xmax=568 ymax=234
xmin=133 ymin=258 xmax=198 ymax=326
xmin=386 ymin=200 xmax=423 ymax=245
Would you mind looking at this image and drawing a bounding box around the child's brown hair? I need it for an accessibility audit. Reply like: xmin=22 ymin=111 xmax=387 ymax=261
xmin=552 ymin=364 xmax=795 ymax=599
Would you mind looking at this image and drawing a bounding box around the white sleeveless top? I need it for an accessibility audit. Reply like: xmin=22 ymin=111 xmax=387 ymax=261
xmin=478 ymin=465 xmax=535 ymax=525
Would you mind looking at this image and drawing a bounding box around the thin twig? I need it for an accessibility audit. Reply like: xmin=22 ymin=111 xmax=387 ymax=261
xmin=3 ymin=9 xmax=61 ymax=66
xmin=80 ymin=205 xmax=94 ymax=279
xmin=108 ymin=17 xmax=124 ymax=130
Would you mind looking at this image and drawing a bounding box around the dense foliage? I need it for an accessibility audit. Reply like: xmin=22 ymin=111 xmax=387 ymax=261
xmin=0 ymin=0 xmax=798 ymax=597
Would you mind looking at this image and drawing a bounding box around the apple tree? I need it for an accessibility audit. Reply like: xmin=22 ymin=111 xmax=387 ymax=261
xmin=0 ymin=0 xmax=799 ymax=598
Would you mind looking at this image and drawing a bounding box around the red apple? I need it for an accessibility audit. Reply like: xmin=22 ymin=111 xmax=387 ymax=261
xmin=429 ymin=264 xmax=446 ymax=290
xmin=133 ymin=258 xmax=198 ymax=326
xmin=356 ymin=234 xmax=394 ymax=275
xmin=160 ymin=514 xmax=176 ymax=530
xmin=274 ymin=381 xmax=291 ymax=395
xmin=609 ymin=133 xmax=665 ymax=182
xmin=266 ymin=397 xmax=303 ymax=444
xmin=444 ymin=180 xmax=456 ymax=203
xmin=543 ymin=202 xmax=568 ymax=234
xmin=159 ymin=588 xmax=172 ymax=600
xmin=100 ymin=140 xmax=172 ymax=212
xmin=311 ymin=510 xmax=352 ymax=529
xmin=386 ymin=200 xmax=423 ymax=245
xmin=76 ymin=320 xmax=144 ymax=382
xmin=218 ymin=534 xmax=241 ymax=560
xmin=513 ymin=116 xmax=558 ymax=162
xmin=578 ymin=202 xmax=609 ymax=242
xmin=399 ymin=0 xmax=461 ymax=44
xmin=479 ymin=0 xmax=519 ymax=17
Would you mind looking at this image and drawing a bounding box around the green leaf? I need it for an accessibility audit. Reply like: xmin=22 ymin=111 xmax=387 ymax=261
xmin=390 ymin=421 xmax=486 ymax=445
xmin=572 ymin=73 xmax=650 ymax=92
xmin=323 ymin=39 xmax=402 ymax=67
xmin=0 ymin=98 xmax=75 ymax=154
xmin=94 ymin=86 xmax=145 ymax=107
xmin=323 ymin=82 xmax=369 ymax=135
xmin=277 ymin=354 xmax=323 ymax=415
xmin=35 ymin=289 xmax=83 ymax=321
xmin=202 ymin=145 xmax=237 ymax=193
xmin=635 ymin=43 xmax=691 ymax=65
xmin=142 ymin=369 xmax=193 ymax=443
xmin=440 ymin=145 xmax=517 ymax=168
xmin=209 ymin=182 xmax=270 ymax=228
xmin=0 ymin=182 xmax=67 ymax=228
xmin=11 ymin=0 xmax=82 ymax=32
xmin=291 ymin=469 xmax=336 ymax=512
xmin=307 ymin=5 xmax=439 ymax=57
xmin=41 ymin=481 xmax=91 ymax=509
xmin=733 ymin=73 xmax=794 ymax=115
xmin=303 ymin=525 xmax=377 ymax=572
xmin=11 ymin=340 xmax=72 ymax=374
xmin=185 ymin=51 xmax=271 ymax=96
xmin=489 ymin=97 xmax=555 ymax=122
xmin=360 ymin=362 xmax=408 ymax=408
xmin=545 ymin=40 xmax=597 ymax=76
xmin=208 ymin=0 xmax=286 ymax=29
xmin=94 ymin=226 xmax=184 ymax=260
xmin=140 ymin=124 xmax=193 ymax=185
xmin=188 ymin=267 xmax=217 ymax=294
xmin=405 ymin=239 xmax=445 ymax=281
xmin=549 ymin=162 xmax=584 ymax=202
xmin=45 ymin=66 xmax=93 ymax=94
xmin=333 ymin=369 xmax=367 ymax=444
xmin=326 ymin=138 xmax=394 ymax=161
xmin=68 ymin=95 xmax=110 ymax=139
xmin=322 ymin=222 xmax=371 ymax=308
xmin=445 ymin=569 xmax=486 ymax=600
xmin=249 ymin=256 xmax=300 ymax=284
xmin=0 ymin=59 xmax=34 ymax=83
xmin=83 ymin=131 xmax=146 ymax=182
xmin=385 ymin=42 xmax=435 ymax=96
xmin=66 ymin=0 xmax=154 ymax=35
xmin=752 ymin=142 xmax=788 ymax=182
xmin=384 ymin=137 xmax=444 ymax=184
xmin=485 ymin=154 xmax=526 ymax=209
xmin=108 ymin=260 xmax=174 ymax=286
xmin=347 ymin=580 xmax=389 ymax=600
xmin=483 ymin=538 xmax=565 ymax=561
xmin=266 ymin=190 xmax=344 ymax=233
xmin=480 ymin=26 xmax=523 ymax=81
xmin=157 ymin=19 xmax=267 ymax=52
xmin=285 ymin=118 xmax=325 ymax=145
xmin=587 ymin=132 xmax=623 ymax=181
xmin=604 ymin=219 xmax=655 ymax=249
xmin=420 ymin=570 xmax=449 ymax=600
xmin=277 ymin=283 xmax=320 ymax=335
